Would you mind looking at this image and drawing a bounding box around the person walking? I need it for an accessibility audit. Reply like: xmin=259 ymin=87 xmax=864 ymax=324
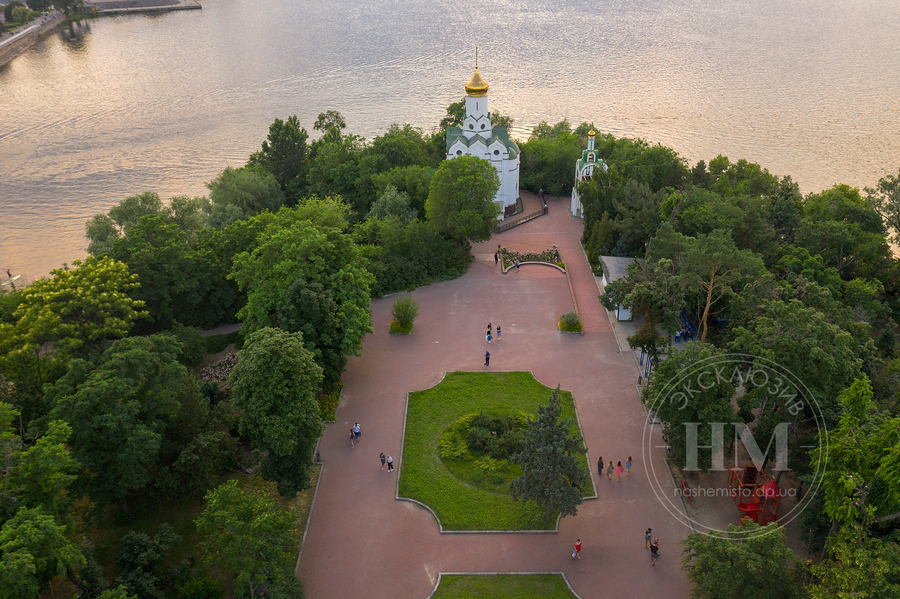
xmin=597 ymin=456 xmax=603 ymax=477
xmin=496 ymin=326 xmax=501 ymax=341
xmin=486 ymin=331 xmax=492 ymax=343
xmin=485 ymin=351 xmax=490 ymax=366
xmin=353 ymin=422 xmax=361 ymax=442
xmin=349 ymin=428 xmax=355 ymax=450
xmin=380 ymin=452 xmax=386 ymax=470
xmin=626 ymin=456 xmax=633 ymax=477
xmin=514 ymin=258 xmax=520 ymax=272
xmin=650 ymin=538 xmax=660 ymax=565
xmin=606 ymin=460 xmax=614 ymax=480
xmin=494 ymin=252 xmax=499 ymax=266
xmin=572 ymin=539 xmax=582 ymax=560
xmin=386 ymin=455 xmax=394 ymax=472
xmin=645 ymin=528 xmax=652 ymax=549
xmin=616 ymin=461 xmax=623 ymax=482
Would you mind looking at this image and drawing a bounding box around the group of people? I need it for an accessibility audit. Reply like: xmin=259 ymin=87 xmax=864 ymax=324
xmin=598 ymin=455 xmax=633 ymax=482
xmin=572 ymin=531 xmax=660 ymax=565
xmin=484 ymin=322 xmax=501 ymax=366
xmin=349 ymin=422 xmax=361 ymax=449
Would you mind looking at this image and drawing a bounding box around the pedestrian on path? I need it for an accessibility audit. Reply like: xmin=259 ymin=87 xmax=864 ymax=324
xmin=607 ymin=460 xmax=614 ymax=480
xmin=626 ymin=456 xmax=632 ymax=477
xmin=616 ymin=461 xmax=623 ymax=482
xmin=572 ymin=539 xmax=582 ymax=560
xmin=515 ymin=258 xmax=520 ymax=272
xmin=387 ymin=455 xmax=394 ymax=472
xmin=485 ymin=351 xmax=490 ymax=366
xmin=488 ymin=322 xmax=492 ymax=334
xmin=380 ymin=452 xmax=386 ymax=470
xmin=650 ymin=538 xmax=660 ymax=565
xmin=496 ymin=326 xmax=501 ymax=341
xmin=353 ymin=422 xmax=361 ymax=442
xmin=486 ymin=331 xmax=492 ymax=343
xmin=349 ymin=429 xmax=355 ymax=450
xmin=645 ymin=528 xmax=652 ymax=548
xmin=597 ymin=456 xmax=603 ymax=477
xmin=494 ymin=252 xmax=499 ymax=265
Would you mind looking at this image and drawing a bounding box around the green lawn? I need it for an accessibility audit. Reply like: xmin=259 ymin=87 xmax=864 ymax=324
xmin=431 ymin=574 xmax=579 ymax=599
xmin=399 ymin=371 xmax=589 ymax=530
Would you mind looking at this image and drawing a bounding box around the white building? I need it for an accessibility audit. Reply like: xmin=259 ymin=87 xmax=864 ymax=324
xmin=446 ymin=67 xmax=520 ymax=218
xmin=570 ymin=129 xmax=607 ymax=218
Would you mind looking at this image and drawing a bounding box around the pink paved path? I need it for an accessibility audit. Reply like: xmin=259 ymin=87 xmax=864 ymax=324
xmin=297 ymin=196 xmax=690 ymax=598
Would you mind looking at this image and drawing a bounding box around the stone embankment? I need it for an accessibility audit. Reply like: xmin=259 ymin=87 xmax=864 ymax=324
xmin=0 ymin=0 xmax=200 ymax=68
xmin=0 ymin=11 xmax=65 ymax=67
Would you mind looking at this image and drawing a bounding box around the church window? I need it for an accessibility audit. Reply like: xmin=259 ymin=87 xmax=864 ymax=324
xmin=494 ymin=150 xmax=500 ymax=155
xmin=588 ymin=154 xmax=595 ymax=162
xmin=456 ymin=150 xmax=462 ymax=156
xmin=469 ymin=124 xmax=474 ymax=130
xmin=481 ymin=124 xmax=486 ymax=130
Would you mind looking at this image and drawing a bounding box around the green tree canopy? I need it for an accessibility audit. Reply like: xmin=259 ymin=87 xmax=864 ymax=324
xmin=681 ymin=522 xmax=805 ymax=599
xmin=510 ymin=386 xmax=589 ymax=522
xmin=195 ymin=480 xmax=299 ymax=598
xmin=425 ymin=155 xmax=500 ymax=244
xmin=228 ymin=328 xmax=324 ymax=496
xmin=208 ymin=166 xmax=286 ymax=229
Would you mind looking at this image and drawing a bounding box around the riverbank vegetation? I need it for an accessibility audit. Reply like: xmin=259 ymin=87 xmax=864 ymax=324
xmin=1 ymin=100 xmax=899 ymax=596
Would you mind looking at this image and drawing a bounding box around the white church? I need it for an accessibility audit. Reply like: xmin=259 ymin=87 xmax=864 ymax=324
xmin=446 ymin=67 xmax=521 ymax=218
xmin=570 ymin=129 xmax=607 ymax=218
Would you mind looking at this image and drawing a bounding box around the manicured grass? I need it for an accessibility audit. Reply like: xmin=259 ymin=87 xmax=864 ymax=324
xmin=431 ymin=574 xmax=578 ymax=599
xmin=399 ymin=371 xmax=589 ymax=531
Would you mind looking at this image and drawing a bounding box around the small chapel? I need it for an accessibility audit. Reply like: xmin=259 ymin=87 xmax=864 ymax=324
xmin=570 ymin=129 xmax=607 ymax=218
xmin=446 ymin=65 xmax=521 ymax=218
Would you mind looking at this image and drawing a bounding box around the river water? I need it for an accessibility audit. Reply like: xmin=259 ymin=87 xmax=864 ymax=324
xmin=1 ymin=0 xmax=899 ymax=281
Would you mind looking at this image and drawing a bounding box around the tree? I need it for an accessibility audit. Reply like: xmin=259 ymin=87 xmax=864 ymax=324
xmin=0 ymin=507 xmax=85 ymax=598
xmin=866 ymin=167 xmax=900 ymax=245
xmin=195 ymin=480 xmax=298 ymax=599
xmin=808 ymin=523 xmax=900 ymax=599
xmin=230 ymin=199 xmax=374 ymax=372
xmin=207 ymin=167 xmax=285 ymax=229
xmin=313 ymin=110 xmax=346 ymax=144
xmin=510 ymin=386 xmax=589 ymax=522
xmin=681 ymin=522 xmax=805 ymax=599
xmin=810 ymin=378 xmax=900 ymax=529
xmin=256 ymin=115 xmax=309 ymax=202
xmin=12 ymin=420 xmax=78 ymax=523
xmin=0 ymin=257 xmax=146 ymax=390
xmin=390 ymin=294 xmax=420 ymax=332
xmin=367 ymin=185 xmax=418 ymax=224
xmin=228 ymin=328 xmax=324 ymax=496
xmin=115 ymin=523 xmax=181 ymax=599
xmin=426 ymin=155 xmax=500 ymax=244
xmin=47 ymin=335 xmax=199 ymax=507
xmin=652 ymin=226 xmax=764 ymax=342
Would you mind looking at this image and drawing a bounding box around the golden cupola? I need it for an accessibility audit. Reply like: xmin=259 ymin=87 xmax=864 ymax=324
xmin=465 ymin=68 xmax=489 ymax=97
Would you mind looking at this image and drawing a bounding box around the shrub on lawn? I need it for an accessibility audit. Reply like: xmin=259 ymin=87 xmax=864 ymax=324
xmin=390 ymin=294 xmax=420 ymax=333
xmin=559 ymin=312 xmax=583 ymax=333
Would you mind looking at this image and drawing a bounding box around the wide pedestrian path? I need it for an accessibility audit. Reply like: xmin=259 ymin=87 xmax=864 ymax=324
xmin=297 ymin=195 xmax=690 ymax=598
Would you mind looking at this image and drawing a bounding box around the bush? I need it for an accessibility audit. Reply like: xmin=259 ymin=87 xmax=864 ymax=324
xmin=316 ymin=380 xmax=343 ymax=422
xmin=559 ymin=312 xmax=583 ymax=333
xmin=391 ymin=294 xmax=420 ymax=330
xmin=389 ymin=319 xmax=413 ymax=334
xmin=159 ymin=324 xmax=206 ymax=366
xmin=203 ymin=329 xmax=242 ymax=354
xmin=177 ymin=576 xmax=223 ymax=599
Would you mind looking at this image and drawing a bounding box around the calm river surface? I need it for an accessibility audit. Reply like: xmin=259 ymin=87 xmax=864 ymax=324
xmin=1 ymin=0 xmax=899 ymax=280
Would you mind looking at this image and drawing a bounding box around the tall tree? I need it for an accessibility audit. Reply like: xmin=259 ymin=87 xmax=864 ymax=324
xmin=866 ymin=168 xmax=900 ymax=245
xmin=195 ymin=480 xmax=299 ymax=599
xmin=425 ymin=155 xmax=500 ymax=245
xmin=808 ymin=523 xmax=900 ymax=599
xmin=256 ymin=115 xmax=310 ymax=202
xmin=681 ymin=522 xmax=805 ymax=599
xmin=228 ymin=328 xmax=324 ymax=496
xmin=0 ymin=507 xmax=85 ymax=598
xmin=510 ymin=386 xmax=589 ymax=522
xmin=207 ymin=167 xmax=286 ymax=229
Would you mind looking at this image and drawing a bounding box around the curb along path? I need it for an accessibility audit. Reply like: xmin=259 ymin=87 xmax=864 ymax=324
xmin=296 ymin=195 xmax=688 ymax=599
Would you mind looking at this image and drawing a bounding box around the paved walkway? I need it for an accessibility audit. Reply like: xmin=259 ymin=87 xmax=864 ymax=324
xmin=297 ymin=195 xmax=690 ymax=598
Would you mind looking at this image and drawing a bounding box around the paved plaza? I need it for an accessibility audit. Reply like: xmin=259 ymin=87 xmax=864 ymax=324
xmin=296 ymin=196 xmax=691 ymax=598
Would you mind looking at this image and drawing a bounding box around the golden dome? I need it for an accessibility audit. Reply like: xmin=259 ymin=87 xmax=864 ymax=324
xmin=465 ymin=69 xmax=489 ymax=97
xmin=588 ymin=129 xmax=596 ymax=137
